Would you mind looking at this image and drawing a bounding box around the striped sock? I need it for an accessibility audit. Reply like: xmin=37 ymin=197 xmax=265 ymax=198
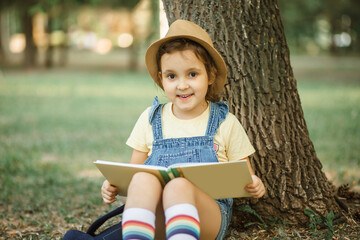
xmin=122 ymin=208 xmax=155 ymax=240
xmin=165 ymin=203 xmax=200 ymax=240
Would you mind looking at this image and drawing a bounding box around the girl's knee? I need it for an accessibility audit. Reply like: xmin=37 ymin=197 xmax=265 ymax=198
xmin=129 ymin=172 xmax=162 ymax=190
xmin=126 ymin=172 xmax=163 ymax=211
xmin=165 ymin=177 xmax=193 ymax=190
xmin=163 ymin=178 xmax=196 ymax=203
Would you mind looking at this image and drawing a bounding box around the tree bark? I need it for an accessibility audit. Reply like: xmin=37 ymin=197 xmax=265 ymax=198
xmin=0 ymin=9 xmax=6 ymax=64
xmin=22 ymin=4 xmax=37 ymax=68
xmin=58 ymin=6 xmax=69 ymax=67
xmin=45 ymin=14 xmax=54 ymax=68
xmin=162 ymin=0 xmax=341 ymax=226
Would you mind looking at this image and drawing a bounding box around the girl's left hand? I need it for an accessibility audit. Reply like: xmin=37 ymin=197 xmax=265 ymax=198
xmin=245 ymin=175 xmax=265 ymax=198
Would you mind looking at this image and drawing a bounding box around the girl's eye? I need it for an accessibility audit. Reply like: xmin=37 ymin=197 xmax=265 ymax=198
xmin=167 ymin=74 xmax=175 ymax=80
xmin=189 ymin=72 xmax=197 ymax=78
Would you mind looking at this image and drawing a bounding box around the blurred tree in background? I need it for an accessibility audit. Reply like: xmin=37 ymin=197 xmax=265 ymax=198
xmin=0 ymin=0 xmax=158 ymax=68
xmin=0 ymin=0 xmax=359 ymax=70
xmin=278 ymin=0 xmax=360 ymax=55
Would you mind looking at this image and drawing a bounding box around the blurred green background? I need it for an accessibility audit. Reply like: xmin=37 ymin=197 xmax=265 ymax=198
xmin=0 ymin=0 xmax=359 ymax=238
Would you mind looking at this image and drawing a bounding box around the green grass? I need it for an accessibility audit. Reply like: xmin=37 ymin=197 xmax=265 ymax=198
xmin=0 ymin=70 xmax=167 ymax=238
xmin=0 ymin=56 xmax=359 ymax=238
xmin=0 ymin=70 xmax=165 ymax=168
xmin=292 ymin=56 xmax=360 ymax=187
xmin=298 ymin=82 xmax=360 ymax=184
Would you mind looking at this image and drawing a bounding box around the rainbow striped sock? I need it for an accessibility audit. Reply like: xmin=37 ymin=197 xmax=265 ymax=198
xmin=122 ymin=208 xmax=155 ymax=240
xmin=165 ymin=203 xmax=200 ymax=240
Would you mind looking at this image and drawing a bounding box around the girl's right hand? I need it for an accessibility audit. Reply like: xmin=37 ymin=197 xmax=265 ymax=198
xmin=101 ymin=180 xmax=120 ymax=204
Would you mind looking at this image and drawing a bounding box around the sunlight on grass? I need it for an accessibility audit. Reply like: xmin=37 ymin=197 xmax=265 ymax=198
xmin=0 ymin=56 xmax=359 ymax=239
xmin=0 ymin=64 xmax=359 ymax=236
xmin=0 ymin=70 xmax=165 ymax=169
xmin=297 ymin=77 xmax=360 ymax=187
xmin=1 ymin=69 xmax=359 ymax=184
xmin=3 ymin=82 xmax=160 ymax=98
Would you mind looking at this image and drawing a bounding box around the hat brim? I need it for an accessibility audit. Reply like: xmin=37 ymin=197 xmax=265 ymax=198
xmin=145 ymin=34 xmax=227 ymax=94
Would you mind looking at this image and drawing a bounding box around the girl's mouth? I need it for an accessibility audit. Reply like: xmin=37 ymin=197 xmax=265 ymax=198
xmin=178 ymin=94 xmax=193 ymax=99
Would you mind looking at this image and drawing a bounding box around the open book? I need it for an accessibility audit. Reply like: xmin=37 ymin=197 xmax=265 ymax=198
xmin=95 ymin=160 xmax=253 ymax=199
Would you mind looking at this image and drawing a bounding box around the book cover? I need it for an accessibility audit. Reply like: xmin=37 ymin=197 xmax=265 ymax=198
xmin=95 ymin=160 xmax=253 ymax=199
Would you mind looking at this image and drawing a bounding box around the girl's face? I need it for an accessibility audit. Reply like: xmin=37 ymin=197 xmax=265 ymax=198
xmin=159 ymin=50 xmax=211 ymax=120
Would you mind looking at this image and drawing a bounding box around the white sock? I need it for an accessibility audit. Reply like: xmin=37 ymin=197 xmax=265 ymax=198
xmin=165 ymin=203 xmax=200 ymax=240
xmin=122 ymin=208 xmax=156 ymax=240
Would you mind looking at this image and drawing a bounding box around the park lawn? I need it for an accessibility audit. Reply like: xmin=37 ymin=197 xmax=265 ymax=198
xmin=0 ymin=56 xmax=359 ymax=239
xmin=293 ymin=56 xmax=360 ymax=188
xmin=0 ymin=70 xmax=164 ymax=238
xmin=298 ymin=82 xmax=360 ymax=187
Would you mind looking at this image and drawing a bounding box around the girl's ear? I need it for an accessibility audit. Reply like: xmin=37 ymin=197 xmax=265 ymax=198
xmin=208 ymin=71 xmax=216 ymax=86
xmin=157 ymin=72 xmax=164 ymax=89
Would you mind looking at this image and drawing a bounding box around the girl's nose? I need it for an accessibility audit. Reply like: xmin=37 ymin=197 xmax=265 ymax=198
xmin=177 ymin=78 xmax=189 ymax=90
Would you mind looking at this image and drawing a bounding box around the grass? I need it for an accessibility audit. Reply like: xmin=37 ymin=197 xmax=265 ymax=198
xmin=293 ymin=56 xmax=360 ymax=187
xmin=1 ymin=70 xmax=166 ymax=168
xmin=298 ymin=82 xmax=360 ymax=186
xmin=0 ymin=69 xmax=166 ymax=239
xmin=0 ymin=55 xmax=359 ymax=239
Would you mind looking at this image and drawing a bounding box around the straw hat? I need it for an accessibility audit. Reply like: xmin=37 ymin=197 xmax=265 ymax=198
xmin=145 ymin=19 xmax=227 ymax=94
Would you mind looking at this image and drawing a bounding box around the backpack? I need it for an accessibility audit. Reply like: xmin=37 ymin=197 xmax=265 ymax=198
xmin=63 ymin=205 xmax=124 ymax=240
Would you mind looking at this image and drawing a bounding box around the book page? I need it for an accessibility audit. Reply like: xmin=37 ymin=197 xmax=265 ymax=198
xmin=179 ymin=160 xmax=252 ymax=199
xmin=94 ymin=160 xmax=168 ymax=196
xmin=95 ymin=160 xmax=252 ymax=198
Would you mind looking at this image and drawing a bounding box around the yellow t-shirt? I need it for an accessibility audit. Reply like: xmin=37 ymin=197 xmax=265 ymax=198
xmin=126 ymin=102 xmax=255 ymax=162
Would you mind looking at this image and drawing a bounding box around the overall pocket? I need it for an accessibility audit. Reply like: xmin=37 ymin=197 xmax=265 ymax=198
xmin=157 ymin=149 xmax=201 ymax=167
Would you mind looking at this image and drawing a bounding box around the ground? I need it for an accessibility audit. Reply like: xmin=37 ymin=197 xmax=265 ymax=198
xmin=1 ymin=186 xmax=359 ymax=239
xmin=0 ymin=54 xmax=359 ymax=239
xmin=226 ymin=187 xmax=360 ymax=239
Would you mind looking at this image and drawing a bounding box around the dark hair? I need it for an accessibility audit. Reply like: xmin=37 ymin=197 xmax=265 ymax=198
xmin=156 ymin=38 xmax=219 ymax=102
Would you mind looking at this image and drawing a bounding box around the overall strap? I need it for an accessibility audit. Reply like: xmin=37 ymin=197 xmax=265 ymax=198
xmin=149 ymin=97 xmax=164 ymax=140
xmin=205 ymin=101 xmax=229 ymax=136
xmin=86 ymin=204 xmax=124 ymax=236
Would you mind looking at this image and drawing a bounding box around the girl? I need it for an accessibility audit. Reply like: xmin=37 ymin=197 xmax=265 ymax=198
xmin=101 ymin=20 xmax=265 ymax=240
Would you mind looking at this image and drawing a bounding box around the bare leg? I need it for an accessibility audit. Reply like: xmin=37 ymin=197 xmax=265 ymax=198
xmin=125 ymin=172 xmax=163 ymax=211
xmin=162 ymin=178 xmax=222 ymax=240
xmin=154 ymin=200 xmax=166 ymax=240
xmin=125 ymin=174 xmax=221 ymax=239
xmin=124 ymin=172 xmax=166 ymax=239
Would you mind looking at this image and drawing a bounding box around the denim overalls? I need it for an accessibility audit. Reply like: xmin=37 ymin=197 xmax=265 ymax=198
xmin=144 ymin=97 xmax=233 ymax=240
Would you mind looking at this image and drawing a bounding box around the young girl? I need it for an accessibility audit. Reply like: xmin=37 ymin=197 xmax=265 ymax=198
xmin=101 ymin=20 xmax=265 ymax=240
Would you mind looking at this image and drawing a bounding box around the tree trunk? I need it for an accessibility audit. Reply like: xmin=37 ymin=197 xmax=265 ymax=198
xmin=22 ymin=6 xmax=37 ymax=68
xmin=45 ymin=14 xmax=54 ymax=68
xmin=162 ymin=0 xmax=341 ymax=226
xmin=59 ymin=7 xmax=69 ymax=67
xmin=327 ymin=0 xmax=341 ymax=55
xmin=128 ymin=37 xmax=139 ymax=71
xmin=0 ymin=9 xmax=6 ymax=64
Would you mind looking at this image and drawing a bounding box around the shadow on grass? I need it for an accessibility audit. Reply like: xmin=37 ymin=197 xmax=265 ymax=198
xmin=0 ymin=55 xmax=359 ymax=239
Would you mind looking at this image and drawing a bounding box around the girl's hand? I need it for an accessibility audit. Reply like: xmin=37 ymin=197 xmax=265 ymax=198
xmin=245 ymin=175 xmax=265 ymax=198
xmin=101 ymin=180 xmax=120 ymax=204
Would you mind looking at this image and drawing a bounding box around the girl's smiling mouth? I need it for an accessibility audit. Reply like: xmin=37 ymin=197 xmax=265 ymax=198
xmin=177 ymin=94 xmax=194 ymax=99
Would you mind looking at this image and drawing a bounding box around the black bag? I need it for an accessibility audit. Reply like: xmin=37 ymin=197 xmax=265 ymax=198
xmin=63 ymin=205 xmax=124 ymax=240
